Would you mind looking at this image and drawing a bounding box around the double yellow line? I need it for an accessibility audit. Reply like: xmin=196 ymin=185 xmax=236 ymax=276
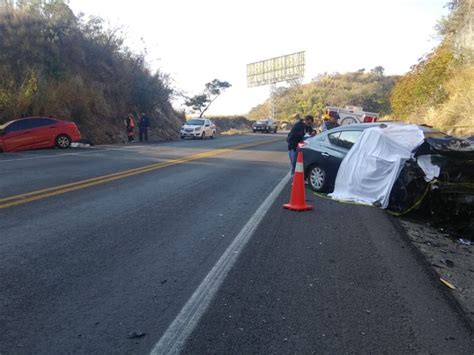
xmin=0 ymin=139 xmax=280 ymax=209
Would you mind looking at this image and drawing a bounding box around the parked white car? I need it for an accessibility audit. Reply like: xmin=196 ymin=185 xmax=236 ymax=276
xmin=180 ymin=119 xmax=216 ymax=139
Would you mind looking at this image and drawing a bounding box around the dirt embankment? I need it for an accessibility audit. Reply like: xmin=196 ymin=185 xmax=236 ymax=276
xmin=79 ymin=107 xmax=184 ymax=145
xmin=209 ymin=116 xmax=252 ymax=134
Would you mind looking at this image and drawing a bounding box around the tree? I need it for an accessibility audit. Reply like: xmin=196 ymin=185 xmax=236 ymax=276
xmin=370 ymin=66 xmax=385 ymax=77
xmin=185 ymin=79 xmax=231 ymax=117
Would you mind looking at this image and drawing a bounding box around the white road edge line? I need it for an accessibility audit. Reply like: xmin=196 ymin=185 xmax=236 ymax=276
xmin=150 ymin=172 xmax=291 ymax=355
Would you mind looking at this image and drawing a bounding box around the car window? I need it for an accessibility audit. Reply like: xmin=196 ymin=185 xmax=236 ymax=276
xmin=187 ymin=119 xmax=205 ymax=125
xmin=5 ymin=120 xmax=27 ymax=133
xmin=327 ymin=132 xmax=341 ymax=145
xmin=30 ymin=118 xmax=56 ymax=128
xmin=334 ymin=131 xmax=362 ymax=149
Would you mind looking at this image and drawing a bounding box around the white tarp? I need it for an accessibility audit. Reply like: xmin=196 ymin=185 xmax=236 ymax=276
xmin=417 ymin=155 xmax=441 ymax=182
xmin=329 ymin=125 xmax=425 ymax=208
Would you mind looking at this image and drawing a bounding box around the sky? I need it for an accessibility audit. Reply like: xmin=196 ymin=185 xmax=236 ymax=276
xmin=68 ymin=0 xmax=449 ymax=116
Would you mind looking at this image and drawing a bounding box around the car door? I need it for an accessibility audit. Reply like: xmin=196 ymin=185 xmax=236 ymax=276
xmin=27 ymin=118 xmax=57 ymax=148
xmin=209 ymin=120 xmax=216 ymax=133
xmin=325 ymin=130 xmax=363 ymax=180
xmin=2 ymin=120 xmax=32 ymax=151
xmin=204 ymin=120 xmax=212 ymax=135
xmin=318 ymin=132 xmax=348 ymax=183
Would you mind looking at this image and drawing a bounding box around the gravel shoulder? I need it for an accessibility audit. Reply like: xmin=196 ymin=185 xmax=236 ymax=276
xmin=400 ymin=219 xmax=474 ymax=328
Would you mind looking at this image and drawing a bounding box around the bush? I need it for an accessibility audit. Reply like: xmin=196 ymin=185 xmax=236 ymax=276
xmin=0 ymin=1 xmax=182 ymax=144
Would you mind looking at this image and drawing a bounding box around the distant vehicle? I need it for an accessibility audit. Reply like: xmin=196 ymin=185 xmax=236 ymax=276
xmin=180 ymin=118 xmax=216 ymax=139
xmin=0 ymin=117 xmax=81 ymax=152
xmin=325 ymin=106 xmax=378 ymax=125
xmin=252 ymin=119 xmax=278 ymax=133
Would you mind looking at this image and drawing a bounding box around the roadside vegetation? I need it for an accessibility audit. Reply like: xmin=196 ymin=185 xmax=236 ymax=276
xmin=202 ymin=115 xmax=252 ymax=134
xmin=248 ymin=67 xmax=398 ymax=124
xmin=0 ymin=0 xmax=183 ymax=144
xmin=249 ymin=2 xmax=473 ymax=136
xmin=391 ymin=0 xmax=473 ymax=136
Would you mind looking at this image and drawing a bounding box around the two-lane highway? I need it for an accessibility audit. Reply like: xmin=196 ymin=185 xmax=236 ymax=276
xmin=0 ymin=135 xmax=289 ymax=353
xmin=1 ymin=134 xmax=472 ymax=354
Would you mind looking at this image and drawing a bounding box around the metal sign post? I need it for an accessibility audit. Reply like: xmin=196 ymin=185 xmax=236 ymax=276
xmin=247 ymin=51 xmax=305 ymax=121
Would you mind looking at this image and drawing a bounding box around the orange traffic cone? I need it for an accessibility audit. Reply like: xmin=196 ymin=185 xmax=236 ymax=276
xmin=283 ymin=151 xmax=313 ymax=211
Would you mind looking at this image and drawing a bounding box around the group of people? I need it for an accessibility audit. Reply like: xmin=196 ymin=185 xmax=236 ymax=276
xmin=124 ymin=112 xmax=151 ymax=143
xmin=286 ymin=111 xmax=340 ymax=175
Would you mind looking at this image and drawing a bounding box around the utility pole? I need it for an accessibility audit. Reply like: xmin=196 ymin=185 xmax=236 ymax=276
xmin=270 ymin=83 xmax=276 ymax=121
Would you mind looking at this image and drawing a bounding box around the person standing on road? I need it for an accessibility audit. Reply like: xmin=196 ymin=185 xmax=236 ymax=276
xmin=125 ymin=113 xmax=135 ymax=143
xmin=321 ymin=111 xmax=340 ymax=131
xmin=138 ymin=112 xmax=150 ymax=142
xmin=287 ymin=115 xmax=314 ymax=176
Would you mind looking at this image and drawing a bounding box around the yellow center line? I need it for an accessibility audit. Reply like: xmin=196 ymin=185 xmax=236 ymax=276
xmin=0 ymin=138 xmax=281 ymax=209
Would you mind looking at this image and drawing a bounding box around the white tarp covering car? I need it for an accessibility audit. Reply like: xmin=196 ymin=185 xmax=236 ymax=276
xmin=329 ymin=125 xmax=425 ymax=208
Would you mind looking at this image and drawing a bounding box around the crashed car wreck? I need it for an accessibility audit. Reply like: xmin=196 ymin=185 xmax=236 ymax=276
xmin=389 ymin=135 xmax=474 ymax=232
xmin=320 ymin=123 xmax=473 ymax=233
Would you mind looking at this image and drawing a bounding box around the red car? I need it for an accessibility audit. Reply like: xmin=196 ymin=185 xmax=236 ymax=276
xmin=0 ymin=117 xmax=81 ymax=152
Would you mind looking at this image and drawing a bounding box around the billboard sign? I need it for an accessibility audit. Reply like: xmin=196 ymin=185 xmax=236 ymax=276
xmin=247 ymin=51 xmax=305 ymax=88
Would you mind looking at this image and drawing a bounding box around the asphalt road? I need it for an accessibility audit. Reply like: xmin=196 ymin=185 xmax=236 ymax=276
xmin=0 ymin=134 xmax=472 ymax=353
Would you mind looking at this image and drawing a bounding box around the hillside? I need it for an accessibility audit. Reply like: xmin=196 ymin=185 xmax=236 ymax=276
xmin=0 ymin=1 xmax=183 ymax=144
xmin=390 ymin=0 xmax=474 ymax=136
xmin=248 ymin=68 xmax=398 ymax=124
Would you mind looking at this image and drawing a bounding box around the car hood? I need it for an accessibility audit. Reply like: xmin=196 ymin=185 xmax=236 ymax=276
xmin=421 ymin=136 xmax=474 ymax=159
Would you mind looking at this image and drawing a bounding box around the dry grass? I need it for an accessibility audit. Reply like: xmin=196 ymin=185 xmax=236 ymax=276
xmin=395 ymin=64 xmax=474 ymax=136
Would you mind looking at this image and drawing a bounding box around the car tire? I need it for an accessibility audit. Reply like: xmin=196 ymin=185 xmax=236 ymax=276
xmin=341 ymin=117 xmax=358 ymax=125
xmin=181 ymin=136 xmax=185 ymax=139
xmin=55 ymin=134 xmax=71 ymax=149
xmin=308 ymin=165 xmax=327 ymax=192
xmin=201 ymin=132 xmax=206 ymax=140
xmin=274 ymin=128 xmax=277 ymax=133
xmin=253 ymin=129 xmax=257 ymax=133
xmin=211 ymin=131 xmax=215 ymax=139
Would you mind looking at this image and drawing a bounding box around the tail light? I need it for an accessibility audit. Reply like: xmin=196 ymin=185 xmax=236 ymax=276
xmin=298 ymin=141 xmax=308 ymax=149
xmin=363 ymin=115 xmax=377 ymax=123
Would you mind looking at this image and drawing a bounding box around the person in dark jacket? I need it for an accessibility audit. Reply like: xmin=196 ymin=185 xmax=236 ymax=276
xmin=138 ymin=112 xmax=150 ymax=142
xmin=321 ymin=111 xmax=340 ymax=131
xmin=287 ymin=115 xmax=314 ymax=176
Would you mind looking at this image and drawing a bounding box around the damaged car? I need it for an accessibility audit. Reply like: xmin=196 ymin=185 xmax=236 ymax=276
xmin=389 ymin=135 xmax=474 ymax=230
xmin=300 ymin=123 xmax=474 ymax=222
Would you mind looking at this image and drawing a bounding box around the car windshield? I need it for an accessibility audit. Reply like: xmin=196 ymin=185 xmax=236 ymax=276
xmin=186 ymin=119 xmax=205 ymax=125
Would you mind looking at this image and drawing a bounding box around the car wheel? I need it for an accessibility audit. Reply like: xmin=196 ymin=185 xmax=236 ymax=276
xmin=201 ymin=132 xmax=206 ymax=140
xmin=253 ymin=129 xmax=257 ymax=133
xmin=211 ymin=131 xmax=215 ymax=139
xmin=341 ymin=117 xmax=358 ymax=125
xmin=55 ymin=134 xmax=71 ymax=149
xmin=181 ymin=136 xmax=185 ymax=139
xmin=308 ymin=165 xmax=327 ymax=192
xmin=274 ymin=128 xmax=277 ymax=133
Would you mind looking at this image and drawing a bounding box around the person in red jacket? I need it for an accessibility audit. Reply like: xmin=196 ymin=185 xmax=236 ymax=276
xmin=125 ymin=113 xmax=135 ymax=142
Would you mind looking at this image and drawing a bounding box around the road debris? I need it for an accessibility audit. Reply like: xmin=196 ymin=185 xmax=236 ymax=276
xmin=440 ymin=278 xmax=456 ymax=290
xmin=127 ymin=331 xmax=146 ymax=339
xmin=401 ymin=220 xmax=473 ymax=324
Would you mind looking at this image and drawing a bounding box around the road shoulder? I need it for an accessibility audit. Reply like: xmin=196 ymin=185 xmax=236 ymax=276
xmin=182 ymin=185 xmax=473 ymax=353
